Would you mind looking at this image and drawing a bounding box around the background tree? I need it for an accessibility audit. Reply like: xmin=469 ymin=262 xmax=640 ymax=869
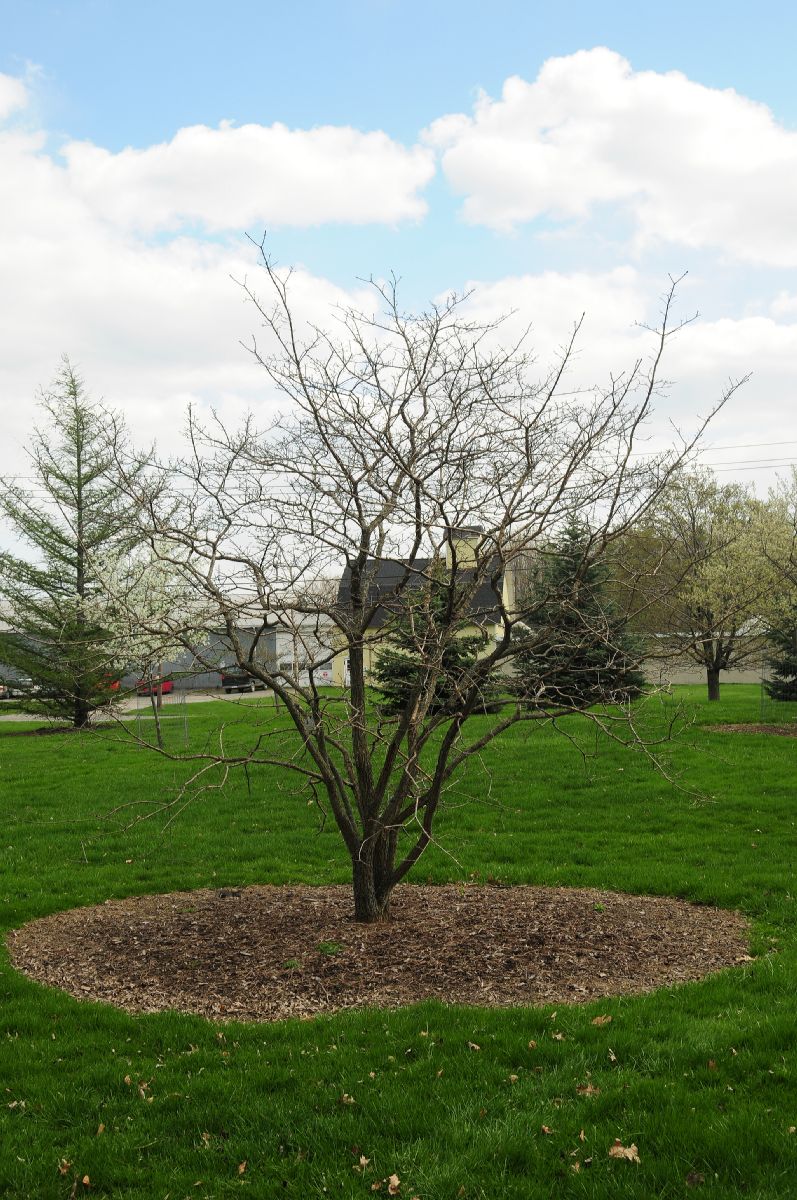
xmin=372 ymin=578 xmax=490 ymax=717
xmin=642 ymin=470 xmax=775 ymax=700
xmin=123 ymin=256 xmax=741 ymax=922
xmin=512 ymin=520 xmax=646 ymax=707
xmin=763 ymin=613 xmax=797 ymax=701
xmin=0 ymin=358 xmax=144 ymax=727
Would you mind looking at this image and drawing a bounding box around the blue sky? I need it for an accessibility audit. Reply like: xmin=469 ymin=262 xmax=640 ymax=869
xmin=1 ymin=0 xmax=796 ymax=492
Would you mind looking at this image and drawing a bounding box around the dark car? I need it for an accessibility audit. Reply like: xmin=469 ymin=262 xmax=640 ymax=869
xmin=221 ymin=669 xmax=266 ymax=694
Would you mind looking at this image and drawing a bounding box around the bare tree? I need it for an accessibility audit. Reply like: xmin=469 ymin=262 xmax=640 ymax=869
xmin=121 ymin=255 xmax=742 ymax=921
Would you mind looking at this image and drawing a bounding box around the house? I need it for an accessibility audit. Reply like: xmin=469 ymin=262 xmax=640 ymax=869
xmin=331 ymin=527 xmax=517 ymax=685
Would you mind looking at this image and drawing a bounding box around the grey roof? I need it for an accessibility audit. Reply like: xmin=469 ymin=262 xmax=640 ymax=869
xmin=336 ymin=558 xmax=504 ymax=629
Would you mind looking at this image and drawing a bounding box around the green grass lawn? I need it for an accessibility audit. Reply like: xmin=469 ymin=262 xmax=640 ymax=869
xmin=0 ymin=686 xmax=796 ymax=1198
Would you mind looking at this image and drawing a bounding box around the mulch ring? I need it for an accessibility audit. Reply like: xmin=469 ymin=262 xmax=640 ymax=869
xmin=705 ymin=723 xmax=797 ymax=737
xmin=8 ymin=885 xmax=751 ymax=1023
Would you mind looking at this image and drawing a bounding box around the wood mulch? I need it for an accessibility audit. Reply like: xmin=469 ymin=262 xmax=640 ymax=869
xmin=705 ymin=723 xmax=797 ymax=737
xmin=7 ymin=885 xmax=751 ymax=1023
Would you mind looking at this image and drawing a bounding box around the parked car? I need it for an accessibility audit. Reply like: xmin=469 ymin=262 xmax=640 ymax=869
xmin=221 ymin=669 xmax=266 ymax=694
xmin=135 ymin=676 xmax=174 ymax=696
xmin=0 ymin=676 xmax=33 ymax=699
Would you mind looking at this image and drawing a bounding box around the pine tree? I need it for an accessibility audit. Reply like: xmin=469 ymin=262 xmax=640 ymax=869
xmin=372 ymin=586 xmax=489 ymax=718
xmin=0 ymin=358 xmax=144 ymax=727
xmin=513 ymin=521 xmax=646 ymax=708
xmin=764 ymin=616 xmax=797 ymax=701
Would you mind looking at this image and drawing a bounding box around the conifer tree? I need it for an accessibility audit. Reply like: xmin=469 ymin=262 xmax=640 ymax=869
xmin=513 ymin=521 xmax=646 ymax=707
xmin=0 ymin=358 xmax=144 ymax=727
xmin=764 ymin=616 xmax=797 ymax=702
xmin=372 ymin=585 xmax=488 ymax=718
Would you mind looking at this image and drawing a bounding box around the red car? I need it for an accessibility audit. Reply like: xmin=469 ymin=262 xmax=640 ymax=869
xmin=135 ymin=676 xmax=174 ymax=696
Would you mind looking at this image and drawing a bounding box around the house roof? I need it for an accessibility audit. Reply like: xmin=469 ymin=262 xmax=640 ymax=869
xmin=336 ymin=557 xmax=505 ymax=629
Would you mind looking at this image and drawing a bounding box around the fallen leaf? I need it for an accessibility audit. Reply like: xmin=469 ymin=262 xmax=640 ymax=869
xmin=578 ymin=1129 xmax=586 ymax=1143
xmin=467 ymin=1041 xmax=480 ymax=1052
xmin=436 ymin=1069 xmax=444 ymax=1078
xmin=340 ymin=1093 xmax=355 ymax=1105
xmin=576 ymin=1083 xmax=600 ymax=1097
xmin=238 ymin=1161 xmax=247 ymax=1175
xmin=541 ymin=1125 xmax=554 ymax=1135
xmin=508 ymin=1074 xmax=519 ymax=1084
xmin=550 ymin=1011 xmax=557 ymax=1021
xmin=359 ymin=1155 xmax=371 ymax=1168
xmin=82 ymin=1177 xmax=91 ymax=1187
xmin=58 ymin=1160 xmax=72 ymax=1176
xmin=571 ymin=1162 xmax=581 ymax=1173
xmin=608 ymin=1048 xmax=617 ymax=1062
xmin=707 ymin=1060 xmax=717 ymax=1071
xmin=686 ymin=1171 xmax=706 ymax=1187
xmin=789 ymin=1126 xmax=796 ymax=1134
xmin=527 ymin=1040 xmax=537 ymax=1050
xmin=388 ymin=1173 xmax=401 ymax=1195
xmin=96 ymin=1124 xmax=105 ymax=1136
xmin=592 ymin=1015 xmax=612 ymax=1027
xmin=551 ymin=1032 xmax=565 ymax=1041
xmin=371 ymin=1183 xmax=382 ymax=1193
xmin=608 ymin=1140 xmax=640 ymax=1163
xmin=123 ymin=1075 xmax=132 ymax=1086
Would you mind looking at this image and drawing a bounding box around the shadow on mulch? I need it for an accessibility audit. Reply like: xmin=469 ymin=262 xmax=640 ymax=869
xmin=8 ymin=884 xmax=751 ymax=1023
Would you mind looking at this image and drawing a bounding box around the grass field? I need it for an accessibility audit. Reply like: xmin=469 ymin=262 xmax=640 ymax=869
xmin=0 ymin=685 xmax=796 ymax=1199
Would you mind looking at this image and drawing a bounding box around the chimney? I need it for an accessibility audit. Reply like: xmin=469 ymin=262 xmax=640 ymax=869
xmin=444 ymin=524 xmax=483 ymax=570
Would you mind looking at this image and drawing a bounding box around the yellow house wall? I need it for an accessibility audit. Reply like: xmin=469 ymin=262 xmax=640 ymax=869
xmin=330 ymin=566 xmax=517 ymax=686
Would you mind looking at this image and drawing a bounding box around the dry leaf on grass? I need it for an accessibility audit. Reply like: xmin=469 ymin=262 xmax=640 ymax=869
xmin=576 ymin=1083 xmax=601 ymax=1096
xmin=592 ymin=1014 xmax=612 ymax=1026
xmin=388 ymin=1173 xmax=401 ymax=1194
xmin=608 ymin=1139 xmax=640 ymax=1163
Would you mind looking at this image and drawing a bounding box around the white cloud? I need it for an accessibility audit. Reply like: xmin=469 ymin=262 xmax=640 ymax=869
xmin=449 ymin=268 xmax=797 ymax=483
xmin=62 ymin=121 xmax=434 ymax=232
xmin=425 ymin=48 xmax=797 ymax=266
xmin=0 ymin=64 xmax=795 ymax=520
xmin=0 ymin=72 xmax=27 ymax=119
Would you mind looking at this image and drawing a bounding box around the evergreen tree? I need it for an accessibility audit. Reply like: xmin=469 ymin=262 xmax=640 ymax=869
xmin=764 ymin=616 xmax=797 ymax=701
xmin=513 ymin=521 xmax=646 ymax=708
xmin=372 ymin=586 xmax=489 ymax=718
xmin=0 ymin=358 xmax=144 ymax=727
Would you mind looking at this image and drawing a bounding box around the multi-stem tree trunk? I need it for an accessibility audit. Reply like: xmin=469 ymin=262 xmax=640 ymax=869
xmin=351 ymin=828 xmax=399 ymax=922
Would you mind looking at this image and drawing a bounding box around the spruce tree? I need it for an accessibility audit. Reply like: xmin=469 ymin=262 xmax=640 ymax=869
xmin=372 ymin=586 xmax=488 ymax=718
xmin=764 ymin=616 xmax=797 ymax=702
xmin=513 ymin=521 xmax=646 ymax=708
xmin=0 ymin=358 xmax=144 ymax=727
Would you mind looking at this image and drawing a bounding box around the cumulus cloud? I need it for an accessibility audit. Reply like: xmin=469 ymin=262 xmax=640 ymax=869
xmin=0 ymin=76 xmax=406 ymax=484
xmin=425 ymin=48 xmax=797 ymax=266
xmin=0 ymin=64 xmax=795 ymax=510
xmin=62 ymin=122 xmax=435 ymax=232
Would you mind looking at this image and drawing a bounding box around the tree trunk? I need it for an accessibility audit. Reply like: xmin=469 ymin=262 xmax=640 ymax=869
xmin=73 ymin=689 xmax=91 ymax=729
xmin=352 ymin=852 xmax=394 ymax=923
xmin=706 ymin=666 xmax=721 ymax=702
